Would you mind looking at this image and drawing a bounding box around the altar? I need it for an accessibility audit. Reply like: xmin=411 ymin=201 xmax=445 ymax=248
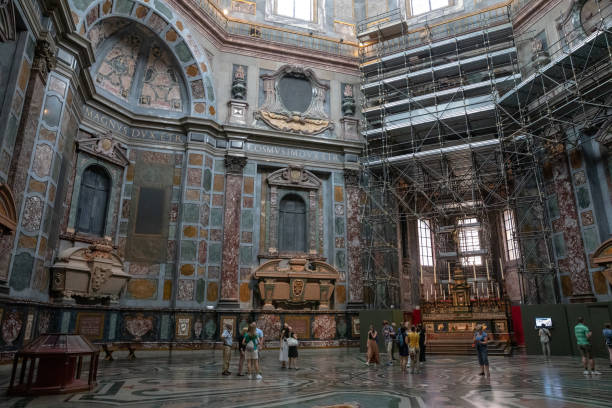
xmin=421 ymin=265 xmax=512 ymax=355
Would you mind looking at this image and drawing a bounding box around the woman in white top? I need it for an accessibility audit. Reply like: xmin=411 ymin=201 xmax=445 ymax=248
xmin=279 ymin=323 xmax=290 ymax=368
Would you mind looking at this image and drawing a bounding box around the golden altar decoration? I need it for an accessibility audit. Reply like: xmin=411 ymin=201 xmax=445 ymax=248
xmin=421 ymin=266 xmax=511 ymax=355
xmin=253 ymin=258 xmax=339 ymax=310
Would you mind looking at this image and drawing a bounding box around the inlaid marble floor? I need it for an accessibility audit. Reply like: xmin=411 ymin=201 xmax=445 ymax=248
xmin=1 ymin=348 xmax=612 ymax=407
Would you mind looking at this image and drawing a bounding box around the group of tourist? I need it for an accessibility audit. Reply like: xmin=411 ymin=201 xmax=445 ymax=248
xmin=366 ymin=320 xmax=426 ymax=374
xmin=538 ymin=317 xmax=612 ymax=375
xmin=221 ymin=321 xmax=266 ymax=379
xmin=220 ymin=321 xmax=300 ymax=380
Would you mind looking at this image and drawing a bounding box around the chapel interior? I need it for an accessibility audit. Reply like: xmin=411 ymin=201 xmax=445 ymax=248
xmin=0 ymin=0 xmax=611 ymax=406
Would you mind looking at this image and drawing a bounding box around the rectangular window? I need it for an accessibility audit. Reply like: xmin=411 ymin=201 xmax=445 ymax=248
xmin=410 ymin=0 xmax=449 ymax=16
xmin=418 ymin=219 xmax=434 ymax=267
xmin=458 ymin=217 xmax=482 ymax=265
xmin=276 ymin=0 xmax=313 ymax=21
xmin=503 ymin=209 xmax=520 ymax=261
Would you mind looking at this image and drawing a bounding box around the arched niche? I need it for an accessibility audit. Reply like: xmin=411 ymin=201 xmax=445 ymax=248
xmin=68 ymin=0 xmax=216 ymax=119
xmin=89 ymin=19 xmax=191 ymax=117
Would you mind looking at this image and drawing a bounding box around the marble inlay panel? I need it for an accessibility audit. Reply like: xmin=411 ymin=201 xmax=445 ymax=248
xmin=221 ymin=174 xmax=242 ymax=301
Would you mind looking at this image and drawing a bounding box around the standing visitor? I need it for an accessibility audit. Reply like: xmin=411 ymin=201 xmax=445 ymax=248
xmin=382 ymin=320 xmax=395 ymax=366
xmin=366 ymin=325 xmax=380 ymax=366
xmin=256 ymin=323 xmax=264 ymax=376
xmin=603 ymin=323 xmax=612 ymax=368
xmin=538 ymin=323 xmax=552 ymax=360
xmin=237 ymin=326 xmax=247 ymax=376
xmin=279 ymin=323 xmax=290 ymax=369
xmin=221 ymin=323 xmax=233 ymax=376
xmin=287 ymin=332 xmax=299 ymax=370
xmin=391 ymin=322 xmax=398 ymax=361
xmin=575 ymin=317 xmax=600 ymax=375
xmin=474 ymin=325 xmax=490 ymax=378
xmin=243 ymin=322 xmax=262 ymax=380
xmin=418 ymin=323 xmax=426 ymax=363
xmin=398 ymin=325 xmax=409 ymax=373
xmin=408 ymin=326 xmax=420 ymax=374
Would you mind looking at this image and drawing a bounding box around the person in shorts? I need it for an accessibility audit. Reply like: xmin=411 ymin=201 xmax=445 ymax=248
xmin=236 ymin=326 xmax=248 ymax=376
xmin=574 ymin=317 xmax=600 ymax=376
xmin=408 ymin=325 xmax=420 ymax=374
xmin=538 ymin=323 xmax=551 ymax=360
xmin=243 ymin=322 xmax=262 ymax=380
xmin=474 ymin=325 xmax=489 ymax=378
xmin=221 ymin=323 xmax=233 ymax=375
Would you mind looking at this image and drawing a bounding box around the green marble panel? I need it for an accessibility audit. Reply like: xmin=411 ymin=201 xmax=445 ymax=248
xmin=335 ymin=250 xmax=346 ymax=270
xmin=335 ymin=217 xmax=344 ymax=235
xmin=154 ymin=0 xmax=173 ymax=19
xmin=203 ymin=169 xmax=212 ymax=191
xmin=576 ymin=187 xmax=590 ymax=209
xmin=174 ymin=42 xmax=192 ymax=63
xmin=10 ymin=252 xmax=34 ymax=291
xmin=241 ymin=210 xmax=253 ymax=230
xmin=553 ymin=233 xmax=566 ymax=258
xmin=547 ymin=196 xmax=560 ymax=219
xmin=182 ymin=204 xmax=199 ymax=223
xmin=239 ymin=246 xmax=252 ymax=265
xmin=73 ymin=0 xmax=95 ymax=11
xmin=115 ymin=0 xmax=134 ymax=14
xmin=583 ymin=227 xmax=600 ymax=253
xmin=214 ymin=159 xmax=225 ymax=172
xmin=196 ymin=279 xmax=205 ymax=303
xmin=210 ymin=208 xmax=223 ymax=227
xmin=208 ymin=242 xmax=221 ymax=264
xmin=181 ymin=240 xmax=197 ymax=261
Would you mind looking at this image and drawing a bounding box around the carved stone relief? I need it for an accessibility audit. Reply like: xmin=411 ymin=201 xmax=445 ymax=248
xmin=255 ymin=65 xmax=333 ymax=135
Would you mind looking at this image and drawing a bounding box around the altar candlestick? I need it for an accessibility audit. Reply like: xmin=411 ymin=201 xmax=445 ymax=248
xmin=426 ymin=290 xmax=429 ymax=302
xmin=496 ymin=283 xmax=500 ymax=299
xmin=473 ymin=264 xmax=477 ymax=281
xmin=499 ymin=257 xmax=504 ymax=280
xmin=434 ymin=266 xmax=437 ymax=284
xmin=486 ymin=259 xmax=490 ymax=281
xmin=420 ymin=265 xmax=423 ymax=285
xmin=448 ymin=263 xmax=452 ymax=282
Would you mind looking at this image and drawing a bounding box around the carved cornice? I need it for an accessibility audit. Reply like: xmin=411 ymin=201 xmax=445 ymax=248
xmin=267 ymin=165 xmax=322 ymax=190
xmin=224 ymin=154 xmax=248 ymax=174
xmin=76 ymin=131 xmax=130 ymax=167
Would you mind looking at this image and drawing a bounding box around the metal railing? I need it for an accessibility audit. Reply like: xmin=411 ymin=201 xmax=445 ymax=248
xmin=192 ymin=0 xmax=359 ymax=58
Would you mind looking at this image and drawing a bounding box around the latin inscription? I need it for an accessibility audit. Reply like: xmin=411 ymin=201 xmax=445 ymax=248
xmin=83 ymin=106 xmax=186 ymax=143
xmin=245 ymin=142 xmax=343 ymax=163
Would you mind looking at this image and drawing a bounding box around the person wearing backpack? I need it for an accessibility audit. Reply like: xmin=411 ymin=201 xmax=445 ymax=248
xmin=538 ymin=324 xmax=551 ymax=360
xmin=398 ymin=325 xmax=409 ymax=373
xmin=242 ymin=322 xmax=262 ymax=380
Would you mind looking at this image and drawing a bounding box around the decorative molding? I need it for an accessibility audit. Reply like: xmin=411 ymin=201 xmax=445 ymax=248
xmin=267 ymin=165 xmax=322 ymax=190
xmin=224 ymin=154 xmax=248 ymax=174
xmin=32 ymin=36 xmax=57 ymax=83
xmin=76 ymin=131 xmax=130 ymax=167
xmin=0 ymin=183 xmax=17 ymax=235
xmin=255 ymin=65 xmax=333 ymax=135
xmin=0 ymin=0 xmax=16 ymax=42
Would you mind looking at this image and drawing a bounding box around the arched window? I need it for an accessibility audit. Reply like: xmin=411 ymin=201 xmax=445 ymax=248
xmin=76 ymin=165 xmax=111 ymax=236
xmin=279 ymin=194 xmax=307 ymax=253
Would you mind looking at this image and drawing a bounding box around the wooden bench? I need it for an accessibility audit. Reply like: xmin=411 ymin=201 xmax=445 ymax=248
xmin=96 ymin=342 xmax=141 ymax=361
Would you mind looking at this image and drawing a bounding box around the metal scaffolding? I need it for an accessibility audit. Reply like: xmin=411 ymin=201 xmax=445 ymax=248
xmin=357 ymin=1 xmax=612 ymax=307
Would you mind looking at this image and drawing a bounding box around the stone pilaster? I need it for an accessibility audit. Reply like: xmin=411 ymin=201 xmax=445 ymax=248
xmin=218 ymin=154 xmax=247 ymax=309
xmin=551 ymin=153 xmax=596 ymax=303
xmin=344 ymin=169 xmax=364 ymax=309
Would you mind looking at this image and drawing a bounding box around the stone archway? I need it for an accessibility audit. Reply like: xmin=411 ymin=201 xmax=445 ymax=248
xmin=68 ymin=0 xmax=216 ymax=119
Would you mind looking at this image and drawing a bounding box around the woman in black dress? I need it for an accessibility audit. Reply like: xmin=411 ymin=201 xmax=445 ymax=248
xmin=418 ymin=323 xmax=426 ymax=362
xmin=288 ymin=332 xmax=299 ymax=370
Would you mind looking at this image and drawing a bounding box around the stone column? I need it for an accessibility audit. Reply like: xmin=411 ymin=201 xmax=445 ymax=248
xmin=218 ymin=154 xmax=247 ymax=309
xmin=308 ymin=190 xmax=317 ymax=255
xmin=0 ymin=38 xmax=56 ymax=293
xmin=345 ymin=169 xmax=364 ymax=309
xmin=551 ymin=152 xmax=596 ymax=303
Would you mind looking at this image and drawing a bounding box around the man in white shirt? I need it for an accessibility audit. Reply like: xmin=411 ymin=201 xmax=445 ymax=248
xmin=221 ymin=323 xmax=233 ymax=375
xmin=538 ymin=324 xmax=551 ymax=360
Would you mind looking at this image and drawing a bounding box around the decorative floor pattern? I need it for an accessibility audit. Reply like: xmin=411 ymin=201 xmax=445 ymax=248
xmin=1 ymin=349 xmax=612 ymax=407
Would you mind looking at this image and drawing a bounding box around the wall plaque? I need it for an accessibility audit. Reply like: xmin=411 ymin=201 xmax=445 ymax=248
xmin=76 ymin=312 xmax=105 ymax=340
xmin=284 ymin=315 xmax=310 ymax=338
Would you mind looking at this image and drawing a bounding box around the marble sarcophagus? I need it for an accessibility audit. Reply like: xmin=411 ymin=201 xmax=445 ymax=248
xmin=50 ymin=241 xmax=130 ymax=303
xmin=253 ymin=258 xmax=339 ymax=310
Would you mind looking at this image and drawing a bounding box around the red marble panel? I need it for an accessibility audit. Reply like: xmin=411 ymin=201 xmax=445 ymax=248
xmin=346 ymin=186 xmax=363 ymax=303
xmin=552 ymin=157 xmax=591 ymax=296
xmin=220 ymin=174 xmax=242 ymax=301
